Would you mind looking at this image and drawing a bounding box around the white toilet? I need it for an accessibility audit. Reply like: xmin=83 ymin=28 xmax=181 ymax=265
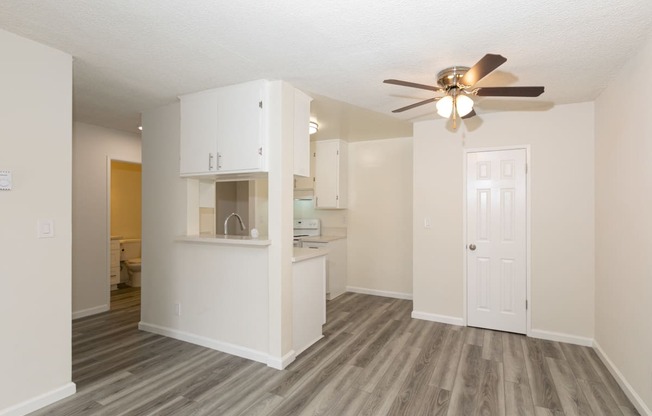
xmin=120 ymin=239 xmax=142 ymax=287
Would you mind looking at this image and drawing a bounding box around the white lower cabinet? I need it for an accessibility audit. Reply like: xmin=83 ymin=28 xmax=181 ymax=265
xmin=292 ymin=254 xmax=326 ymax=355
xmin=110 ymin=240 xmax=121 ymax=288
xmin=301 ymin=238 xmax=347 ymax=300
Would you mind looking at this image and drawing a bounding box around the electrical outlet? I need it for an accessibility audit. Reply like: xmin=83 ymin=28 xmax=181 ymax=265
xmin=174 ymin=303 xmax=181 ymax=316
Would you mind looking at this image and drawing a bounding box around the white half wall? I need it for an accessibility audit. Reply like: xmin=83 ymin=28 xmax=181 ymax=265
xmin=72 ymin=122 xmax=141 ymax=316
xmin=347 ymin=137 xmax=413 ymax=297
xmin=0 ymin=29 xmax=74 ymax=413
xmin=595 ymin=34 xmax=652 ymax=413
xmin=413 ymin=102 xmax=595 ymax=340
xmin=140 ymin=102 xmax=271 ymax=363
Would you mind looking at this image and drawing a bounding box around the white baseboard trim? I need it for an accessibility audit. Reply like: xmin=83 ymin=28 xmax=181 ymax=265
xmin=593 ymin=340 xmax=652 ymax=416
xmin=0 ymin=382 xmax=76 ymax=416
xmin=529 ymin=329 xmax=593 ymax=347
xmin=346 ymin=286 xmax=413 ymax=300
xmin=411 ymin=311 xmax=464 ymax=326
xmin=294 ymin=335 xmax=324 ymax=358
xmin=72 ymin=304 xmax=109 ymax=320
xmin=138 ymin=321 xmax=269 ymax=366
xmin=267 ymin=350 xmax=296 ymax=370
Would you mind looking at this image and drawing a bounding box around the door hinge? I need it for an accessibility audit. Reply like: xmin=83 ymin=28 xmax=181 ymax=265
xmin=258 ymin=147 xmax=263 ymax=156
xmin=337 ymin=150 xmax=339 ymax=155
xmin=526 ymin=300 xmax=528 ymax=310
xmin=259 ymin=101 xmax=263 ymax=108
xmin=525 ymin=163 xmax=528 ymax=174
xmin=336 ymin=195 xmax=339 ymax=201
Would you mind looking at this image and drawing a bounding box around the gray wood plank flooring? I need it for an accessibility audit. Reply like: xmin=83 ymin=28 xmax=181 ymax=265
xmin=29 ymin=288 xmax=639 ymax=416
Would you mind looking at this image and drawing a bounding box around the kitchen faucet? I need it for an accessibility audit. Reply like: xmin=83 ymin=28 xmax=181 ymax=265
xmin=224 ymin=212 xmax=246 ymax=235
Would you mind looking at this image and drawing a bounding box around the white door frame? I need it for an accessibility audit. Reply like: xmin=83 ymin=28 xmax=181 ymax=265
xmin=462 ymin=145 xmax=532 ymax=335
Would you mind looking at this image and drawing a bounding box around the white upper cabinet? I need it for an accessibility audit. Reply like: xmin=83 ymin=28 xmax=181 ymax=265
xmin=216 ymin=81 xmax=266 ymax=173
xmin=294 ymin=141 xmax=315 ymax=190
xmin=180 ymin=79 xmax=311 ymax=179
xmin=314 ymin=139 xmax=348 ymax=209
xmin=179 ymin=90 xmax=219 ymax=175
xmin=179 ymin=80 xmax=268 ymax=176
xmin=293 ymin=89 xmax=312 ymax=177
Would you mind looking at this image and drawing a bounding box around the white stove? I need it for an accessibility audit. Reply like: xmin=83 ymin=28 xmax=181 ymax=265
xmin=293 ymin=219 xmax=320 ymax=247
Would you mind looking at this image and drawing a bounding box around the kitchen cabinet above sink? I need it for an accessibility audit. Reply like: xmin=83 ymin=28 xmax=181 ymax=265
xmin=179 ymin=79 xmax=312 ymax=179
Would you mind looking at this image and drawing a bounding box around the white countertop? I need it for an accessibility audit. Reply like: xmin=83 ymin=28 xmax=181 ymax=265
xmin=292 ymin=247 xmax=328 ymax=263
xmin=297 ymin=235 xmax=346 ymax=243
xmin=176 ymin=234 xmax=271 ymax=246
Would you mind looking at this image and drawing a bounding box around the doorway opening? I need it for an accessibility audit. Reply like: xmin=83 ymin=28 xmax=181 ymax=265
xmin=108 ymin=159 xmax=142 ymax=310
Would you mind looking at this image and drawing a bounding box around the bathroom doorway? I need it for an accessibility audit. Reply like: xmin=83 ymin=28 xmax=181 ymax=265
xmin=108 ymin=159 xmax=142 ymax=309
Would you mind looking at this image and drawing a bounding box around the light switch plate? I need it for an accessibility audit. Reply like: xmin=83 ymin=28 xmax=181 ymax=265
xmin=0 ymin=170 xmax=12 ymax=190
xmin=37 ymin=219 xmax=54 ymax=238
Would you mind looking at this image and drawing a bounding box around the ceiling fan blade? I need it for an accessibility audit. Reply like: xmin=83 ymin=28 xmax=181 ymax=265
xmin=391 ymin=97 xmax=438 ymax=113
xmin=461 ymin=109 xmax=476 ymax=119
xmin=461 ymin=54 xmax=507 ymax=86
xmin=384 ymin=79 xmax=440 ymax=92
xmin=476 ymin=86 xmax=545 ymax=97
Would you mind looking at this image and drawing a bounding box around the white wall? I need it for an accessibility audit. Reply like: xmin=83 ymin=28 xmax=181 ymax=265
xmin=72 ymin=122 xmax=141 ymax=318
xmin=413 ymin=102 xmax=595 ymax=341
xmin=347 ymin=137 xmax=413 ymax=297
xmin=140 ymin=102 xmax=187 ymax=329
xmin=0 ymin=29 xmax=75 ymax=414
xmin=595 ymin=35 xmax=652 ymax=412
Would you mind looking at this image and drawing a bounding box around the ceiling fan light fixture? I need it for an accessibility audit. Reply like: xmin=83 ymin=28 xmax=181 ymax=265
xmin=456 ymin=94 xmax=474 ymax=117
xmin=436 ymin=96 xmax=453 ymax=118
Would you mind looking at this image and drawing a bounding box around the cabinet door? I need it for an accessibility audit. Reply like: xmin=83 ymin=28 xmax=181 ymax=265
xmin=216 ymin=81 xmax=265 ymax=172
xmin=294 ymin=141 xmax=315 ymax=190
xmin=314 ymin=141 xmax=340 ymax=208
xmin=293 ymin=89 xmax=312 ymax=177
xmin=180 ymin=91 xmax=219 ymax=175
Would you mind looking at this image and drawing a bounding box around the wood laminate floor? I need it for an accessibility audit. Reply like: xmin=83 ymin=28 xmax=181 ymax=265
xmin=31 ymin=288 xmax=639 ymax=415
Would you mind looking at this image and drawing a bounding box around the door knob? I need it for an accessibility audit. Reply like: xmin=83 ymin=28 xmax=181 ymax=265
xmin=469 ymin=244 xmax=476 ymax=251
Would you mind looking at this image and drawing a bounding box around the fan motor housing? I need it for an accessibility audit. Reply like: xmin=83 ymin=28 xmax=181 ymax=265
xmin=437 ymin=66 xmax=470 ymax=89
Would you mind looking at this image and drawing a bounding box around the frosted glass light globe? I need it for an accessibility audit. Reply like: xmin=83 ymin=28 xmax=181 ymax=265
xmin=456 ymin=94 xmax=474 ymax=117
xmin=436 ymin=96 xmax=453 ymax=118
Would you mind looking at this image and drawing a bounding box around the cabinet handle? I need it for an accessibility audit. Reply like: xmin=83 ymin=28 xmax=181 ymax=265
xmin=208 ymin=153 xmax=214 ymax=170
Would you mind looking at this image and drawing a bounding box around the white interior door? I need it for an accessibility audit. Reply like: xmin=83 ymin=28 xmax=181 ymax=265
xmin=467 ymin=149 xmax=527 ymax=334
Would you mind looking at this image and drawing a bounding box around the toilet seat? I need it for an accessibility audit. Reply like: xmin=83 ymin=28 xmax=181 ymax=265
xmin=126 ymin=258 xmax=141 ymax=271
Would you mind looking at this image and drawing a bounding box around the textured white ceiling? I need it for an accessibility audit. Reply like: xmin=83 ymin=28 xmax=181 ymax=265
xmin=1 ymin=0 xmax=651 ymax=133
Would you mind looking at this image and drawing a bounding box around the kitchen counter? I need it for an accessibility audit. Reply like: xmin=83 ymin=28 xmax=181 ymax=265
xmin=297 ymin=235 xmax=346 ymax=243
xmin=292 ymin=247 xmax=328 ymax=263
xmin=176 ymin=234 xmax=271 ymax=246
